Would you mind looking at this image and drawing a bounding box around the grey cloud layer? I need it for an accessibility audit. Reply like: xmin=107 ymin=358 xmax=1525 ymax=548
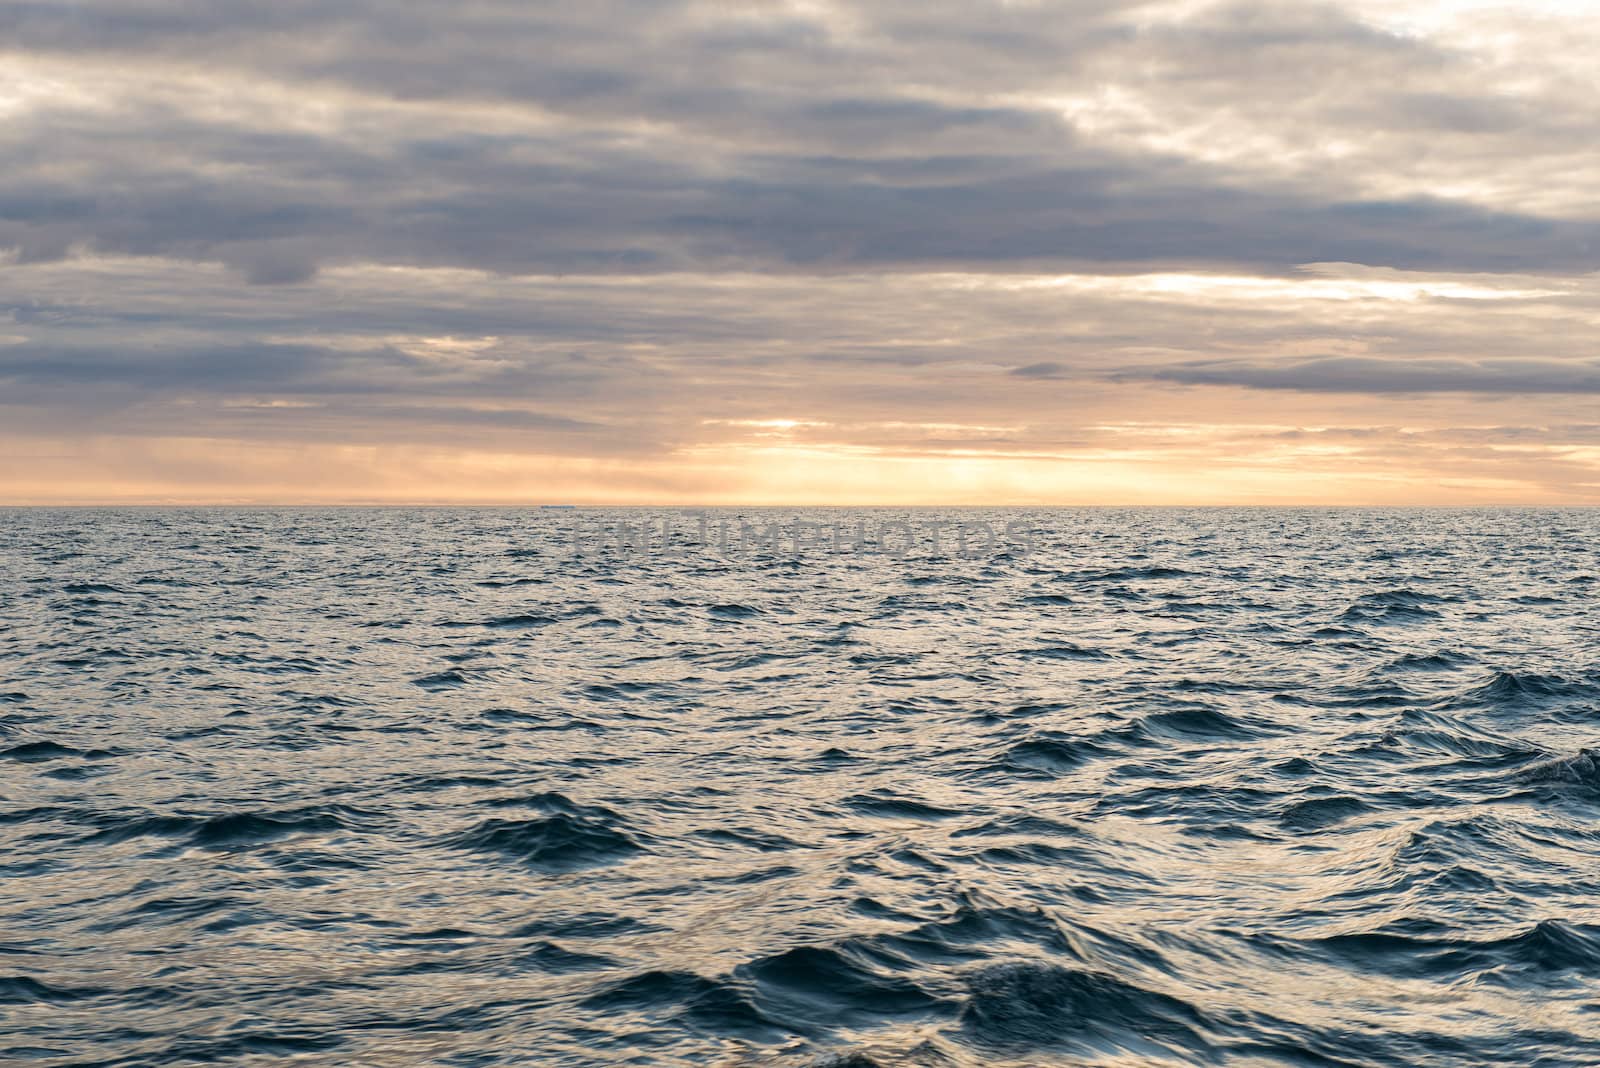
xmin=4 ymin=0 xmax=1600 ymax=281
xmin=6 ymin=261 xmax=1600 ymax=455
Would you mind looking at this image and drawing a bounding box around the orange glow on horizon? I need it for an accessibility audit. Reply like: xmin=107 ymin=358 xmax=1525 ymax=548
xmin=1 ymin=433 xmax=1593 ymax=507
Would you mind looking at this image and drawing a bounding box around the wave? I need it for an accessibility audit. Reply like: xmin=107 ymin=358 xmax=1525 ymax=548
xmin=843 ymin=793 xmax=966 ymax=821
xmin=0 ymin=975 xmax=110 ymax=1004
xmin=960 ymin=961 xmax=1212 ymax=1055
xmin=1306 ymin=919 xmax=1600 ymax=981
xmin=79 ymin=804 xmax=374 ymax=849
xmin=1 ymin=740 xmax=117 ymax=762
xmin=444 ymin=811 xmax=643 ymax=871
xmin=1511 ymin=748 xmax=1600 ymax=788
xmin=739 ymin=943 xmax=952 ymax=1032
xmin=1002 ymin=733 xmax=1112 ymax=775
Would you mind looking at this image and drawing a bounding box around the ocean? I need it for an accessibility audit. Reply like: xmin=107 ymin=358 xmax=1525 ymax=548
xmin=3 ymin=507 xmax=1599 ymax=1066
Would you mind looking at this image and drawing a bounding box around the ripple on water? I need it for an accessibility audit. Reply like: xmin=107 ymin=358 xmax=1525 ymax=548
xmin=4 ymin=507 xmax=1600 ymax=1066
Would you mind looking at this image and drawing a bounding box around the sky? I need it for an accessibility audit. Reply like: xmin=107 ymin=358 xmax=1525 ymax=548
xmin=2 ymin=0 xmax=1599 ymax=505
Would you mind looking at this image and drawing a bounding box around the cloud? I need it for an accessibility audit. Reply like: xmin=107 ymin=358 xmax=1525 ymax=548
xmin=1140 ymin=356 xmax=1600 ymax=394
xmin=3 ymin=1 xmax=1600 ymax=500
xmin=4 ymin=1 xmax=1600 ymax=282
xmin=1010 ymin=362 xmax=1070 ymax=379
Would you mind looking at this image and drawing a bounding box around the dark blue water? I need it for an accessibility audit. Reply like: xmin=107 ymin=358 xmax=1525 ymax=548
xmin=4 ymin=508 xmax=1600 ymax=1066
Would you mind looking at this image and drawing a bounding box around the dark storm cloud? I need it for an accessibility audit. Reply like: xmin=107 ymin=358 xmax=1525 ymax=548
xmin=1143 ymin=356 xmax=1600 ymax=394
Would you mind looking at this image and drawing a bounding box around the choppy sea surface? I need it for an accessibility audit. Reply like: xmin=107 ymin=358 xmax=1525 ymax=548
xmin=4 ymin=507 xmax=1600 ymax=1068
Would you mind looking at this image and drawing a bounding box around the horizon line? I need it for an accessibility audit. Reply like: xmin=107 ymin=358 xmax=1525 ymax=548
xmin=3 ymin=501 xmax=1597 ymax=510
